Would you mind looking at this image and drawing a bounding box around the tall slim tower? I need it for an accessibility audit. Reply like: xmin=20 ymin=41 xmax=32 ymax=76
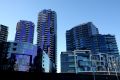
xmin=37 ymin=9 xmax=57 ymax=72
xmin=15 ymin=20 xmax=35 ymax=43
xmin=0 ymin=24 xmax=8 ymax=42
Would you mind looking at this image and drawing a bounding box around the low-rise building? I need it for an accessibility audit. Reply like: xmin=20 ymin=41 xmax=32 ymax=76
xmin=61 ymin=50 xmax=120 ymax=74
xmin=0 ymin=41 xmax=37 ymax=71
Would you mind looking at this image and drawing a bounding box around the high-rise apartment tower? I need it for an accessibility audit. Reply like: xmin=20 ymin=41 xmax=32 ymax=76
xmin=0 ymin=24 xmax=8 ymax=42
xmin=15 ymin=20 xmax=35 ymax=43
xmin=37 ymin=9 xmax=57 ymax=72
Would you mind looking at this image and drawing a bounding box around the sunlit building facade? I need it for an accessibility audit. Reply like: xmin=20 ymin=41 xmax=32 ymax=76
xmin=33 ymin=47 xmax=54 ymax=73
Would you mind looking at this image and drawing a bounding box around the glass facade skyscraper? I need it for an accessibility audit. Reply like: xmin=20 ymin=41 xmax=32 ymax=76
xmin=66 ymin=22 xmax=119 ymax=55
xmin=15 ymin=20 xmax=35 ymax=43
xmin=0 ymin=24 xmax=8 ymax=42
xmin=66 ymin=22 xmax=99 ymax=51
xmin=37 ymin=9 xmax=57 ymax=72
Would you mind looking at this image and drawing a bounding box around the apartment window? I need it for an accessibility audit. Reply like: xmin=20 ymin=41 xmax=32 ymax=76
xmin=101 ymin=62 xmax=104 ymax=65
xmin=14 ymin=43 xmax=17 ymax=46
xmin=13 ymin=48 xmax=16 ymax=51
xmin=101 ymin=57 xmax=103 ymax=60
xmin=69 ymin=63 xmax=75 ymax=67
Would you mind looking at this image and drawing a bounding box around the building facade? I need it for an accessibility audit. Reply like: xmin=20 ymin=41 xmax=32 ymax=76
xmin=61 ymin=50 xmax=91 ymax=73
xmin=61 ymin=50 xmax=120 ymax=74
xmin=37 ymin=9 xmax=57 ymax=72
xmin=0 ymin=42 xmax=10 ymax=71
xmin=0 ymin=41 xmax=37 ymax=72
xmin=91 ymin=34 xmax=119 ymax=55
xmin=42 ymin=51 xmax=50 ymax=72
xmin=33 ymin=47 xmax=54 ymax=73
xmin=7 ymin=41 xmax=37 ymax=63
xmin=66 ymin=22 xmax=99 ymax=51
xmin=0 ymin=24 xmax=8 ymax=42
xmin=15 ymin=20 xmax=35 ymax=43
xmin=66 ymin=22 xmax=119 ymax=55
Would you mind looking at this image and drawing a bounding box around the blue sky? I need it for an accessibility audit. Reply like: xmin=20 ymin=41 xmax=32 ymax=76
xmin=0 ymin=0 xmax=120 ymax=73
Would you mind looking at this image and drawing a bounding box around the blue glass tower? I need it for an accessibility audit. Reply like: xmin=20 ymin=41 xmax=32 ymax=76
xmin=37 ymin=9 xmax=57 ymax=72
xmin=15 ymin=20 xmax=35 ymax=43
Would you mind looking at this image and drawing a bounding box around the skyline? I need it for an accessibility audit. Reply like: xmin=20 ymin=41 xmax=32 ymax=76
xmin=0 ymin=0 xmax=120 ymax=73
